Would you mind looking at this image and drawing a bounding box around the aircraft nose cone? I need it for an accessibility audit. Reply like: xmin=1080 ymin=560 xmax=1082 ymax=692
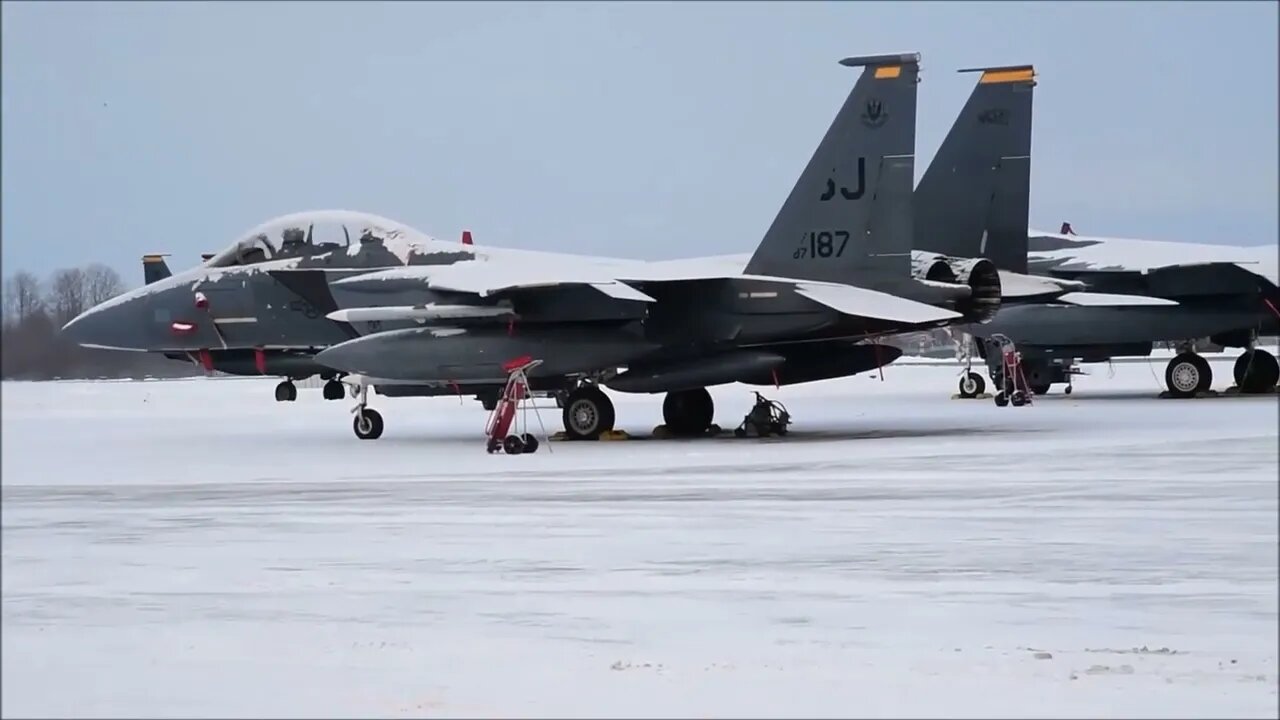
xmin=60 ymin=296 xmax=148 ymax=350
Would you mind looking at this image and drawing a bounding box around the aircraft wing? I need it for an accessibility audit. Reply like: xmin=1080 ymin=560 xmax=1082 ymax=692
xmin=332 ymin=262 xmax=658 ymax=303
xmin=332 ymin=263 xmax=962 ymax=326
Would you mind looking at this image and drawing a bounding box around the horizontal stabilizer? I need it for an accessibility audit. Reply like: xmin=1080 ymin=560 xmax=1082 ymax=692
xmin=326 ymin=304 xmax=515 ymax=323
xmin=998 ymin=270 xmax=1085 ymax=299
xmin=794 ymin=281 xmax=962 ymax=324
xmin=589 ymin=282 xmax=656 ymax=303
xmin=1058 ymin=292 xmax=1179 ymax=307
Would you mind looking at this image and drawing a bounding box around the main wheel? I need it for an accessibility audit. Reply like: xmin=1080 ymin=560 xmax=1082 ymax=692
xmin=1234 ymin=349 xmax=1279 ymax=393
xmin=322 ymin=379 xmax=345 ymax=400
xmin=1165 ymin=352 xmax=1212 ymax=398
xmin=353 ymin=408 xmax=384 ymax=440
xmin=275 ymin=381 xmax=297 ymax=402
xmin=662 ymin=388 xmax=714 ymax=437
xmin=562 ymin=386 xmax=616 ymax=440
xmin=958 ymin=372 xmax=986 ymax=398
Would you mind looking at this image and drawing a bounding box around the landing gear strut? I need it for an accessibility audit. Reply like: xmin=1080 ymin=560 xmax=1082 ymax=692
xmin=350 ymin=383 xmax=384 ymax=440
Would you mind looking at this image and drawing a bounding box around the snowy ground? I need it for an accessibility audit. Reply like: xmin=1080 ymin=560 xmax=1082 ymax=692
xmin=3 ymin=355 xmax=1277 ymax=718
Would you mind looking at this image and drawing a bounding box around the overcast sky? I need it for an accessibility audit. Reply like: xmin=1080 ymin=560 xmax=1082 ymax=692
xmin=3 ymin=0 xmax=1276 ymax=282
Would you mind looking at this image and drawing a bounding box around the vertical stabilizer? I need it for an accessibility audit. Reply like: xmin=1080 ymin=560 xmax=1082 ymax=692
xmin=143 ymin=254 xmax=172 ymax=285
xmin=914 ymin=64 xmax=1035 ymax=273
xmin=744 ymin=53 xmax=920 ymax=291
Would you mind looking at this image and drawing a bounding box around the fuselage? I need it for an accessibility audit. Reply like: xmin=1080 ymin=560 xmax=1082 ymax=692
xmin=968 ymin=230 xmax=1279 ymax=361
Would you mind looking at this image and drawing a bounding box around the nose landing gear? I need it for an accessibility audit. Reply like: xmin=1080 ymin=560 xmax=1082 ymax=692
xmin=350 ymin=382 xmax=384 ymax=440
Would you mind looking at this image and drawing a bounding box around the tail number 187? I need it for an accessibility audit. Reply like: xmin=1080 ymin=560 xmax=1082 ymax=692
xmin=793 ymin=230 xmax=850 ymax=260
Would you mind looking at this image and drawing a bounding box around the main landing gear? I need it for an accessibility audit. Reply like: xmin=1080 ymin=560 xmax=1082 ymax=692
xmin=273 ymin=376 xmax=347 ymax=402
xmin=1233 ymin=347 xmax=1279 ymax=394
xmin=1162 ymin=344 xmax=1278 ymax=397
xmin=556 ymin=383 xmax=754 ymax=441
xmin=560 ymin=384 xmax=617 ymax=440
xmin=274 ymin=380 xmax=297 ymax=402
xmin=1164 ymin=351 xmax=1213 ymax=398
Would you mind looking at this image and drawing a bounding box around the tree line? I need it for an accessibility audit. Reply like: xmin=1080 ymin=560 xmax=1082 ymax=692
xmin=1 ymin=266 xmax=199 ymax=380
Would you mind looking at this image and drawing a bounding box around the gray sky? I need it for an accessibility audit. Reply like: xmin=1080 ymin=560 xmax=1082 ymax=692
xmin=3 ymin=0 xmax=1277 ymax=282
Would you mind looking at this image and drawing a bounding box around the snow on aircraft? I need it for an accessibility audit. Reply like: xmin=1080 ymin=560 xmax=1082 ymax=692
xmin=63 ymin=53 xmax=1120 ymax=440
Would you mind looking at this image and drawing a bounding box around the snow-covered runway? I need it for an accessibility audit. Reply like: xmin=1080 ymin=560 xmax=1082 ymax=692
xmin=3 ymin=356 xmax=1277 ymax=718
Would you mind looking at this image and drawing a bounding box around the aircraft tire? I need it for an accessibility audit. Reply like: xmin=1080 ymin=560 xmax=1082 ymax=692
xmin=562 ymin=386 xmax=615 ymax=440
xmin=275 ymin=381 xmax=297 ymax=402
xmin=353 ymin=408 xmax=384 ymax=440
xmin=958 ymin=372 xmax=985 ymax=398
xmin=322 ymin=379 xmax=345 ymax=401
xmin=1165 ymin=352 xmax=1212 ymax=398
xmin=1031 ymin=384 xmax=1051 ymax=396
xmin=1234 ymin=349 xmax=1280 ymax=393
xmin=662 ymin=388 xmax=714 ymax=436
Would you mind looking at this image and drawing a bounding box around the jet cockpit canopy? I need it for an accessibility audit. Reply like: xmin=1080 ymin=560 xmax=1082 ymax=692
xmin=203 ymin=210 xmax=434 ymax=269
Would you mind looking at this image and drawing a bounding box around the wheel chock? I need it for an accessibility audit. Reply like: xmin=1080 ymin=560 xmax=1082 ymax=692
xmin=1157 ymin=389 xmax=1220 ymax=399
xmin=549 ymin=430 xmax=632 ymax=441
xmin=651 ymin=424 xmax=723 ymax=439
xmin=1222 ymin=385 xmax=1279 ymax=396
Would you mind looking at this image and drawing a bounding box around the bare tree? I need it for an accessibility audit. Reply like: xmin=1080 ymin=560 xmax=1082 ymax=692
xmin=84 ymin=263 xmax=125 ymax=305
xmin=3 ymin=271 xmax=44 ymax=325
xmin=48 ymin=267 xmax=88 ymax=326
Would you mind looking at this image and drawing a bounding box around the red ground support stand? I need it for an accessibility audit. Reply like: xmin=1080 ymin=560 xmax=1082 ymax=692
xmin=484 ymin=356 xmax=548 ymax=454
xmin=990 ymin=333 xmax=1033 ymax=407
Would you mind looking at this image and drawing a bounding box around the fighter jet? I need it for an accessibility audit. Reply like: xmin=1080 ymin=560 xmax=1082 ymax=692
xmin=909 ymin=64 xmax=1280 ymax=399
xmin=974 ymin=225 xmax=1279 ymax=398
xmin=307 ymin=58 xmax=1130 ymax=439
xmin=61 ymin=53 xmax=1093 ymax=440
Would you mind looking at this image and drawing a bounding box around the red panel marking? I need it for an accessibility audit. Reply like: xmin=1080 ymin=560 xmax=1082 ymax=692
xmin=198 ymin=349 xmax=213 ymax=371
xmin=461 ymin=230 xmax=473 ymax=245
xmin=254 ymin=348 xmax=267 ymax=374
xmin=503 ymin=355 xmax=534 ymax=373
